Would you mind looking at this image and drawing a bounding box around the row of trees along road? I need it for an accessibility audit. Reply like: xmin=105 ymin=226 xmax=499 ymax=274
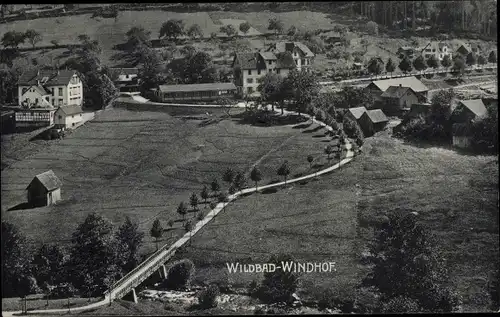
xmin=366 ymin=50 xmax=497 ymax=77
xmin=2 ymin=215 xmax=143 ymax=303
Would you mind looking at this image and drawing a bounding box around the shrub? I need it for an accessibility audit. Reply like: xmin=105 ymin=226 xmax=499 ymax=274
xmin=50 ymin=283 xmax=78 ymax=299
xmin=164 ymin=259 xmax=195 ymax=290
xmin=381 ymin=296 xmax=421 ymax=313
xmin=315 ymin=109 xmax=326 ymax=122
xmin=318 ymin=287 xmax=356 ymax=312
xmin=209 ymin=201 xmax=217 ymax=210
xmin=198 ymin=284 xmax=220 ymax=309
xmin=218 ymin=192 xmax=229 ymax=203
xmin=254 ymin=254 xmax=299 ymax=304
xmin=353 ymin=287 xmax=381 ymax=313
xmin=197 ymin=212 xmax=204 ymax=220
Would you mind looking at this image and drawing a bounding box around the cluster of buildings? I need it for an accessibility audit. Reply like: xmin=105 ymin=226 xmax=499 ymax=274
xmin=398 ymin=41 xmax=488 ymax=61
xmin=4 ymin=69 xmax=85 ymax=131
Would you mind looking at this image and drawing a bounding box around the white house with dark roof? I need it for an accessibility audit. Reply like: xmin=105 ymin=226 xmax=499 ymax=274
xmin=109 ymin=68 xmax=140 ymax=92
xmin=26 ymin=170 xmax=62 ymax=207
xmin=18 ymin=69 xmax=83 ymax=108
xmin=54 ymin=105 xmax=84 ymax=129
xmin=232 ymin=41 xmax=314 ymax=97
xmin=418 ymin=41 xmax=452 ymax=61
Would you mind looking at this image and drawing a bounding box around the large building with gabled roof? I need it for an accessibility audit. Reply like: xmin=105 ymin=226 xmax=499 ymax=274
xmin=232 ymin=41 xmax=315 ymax=97
xmin=17 ymin=69 xmax=83 ymax=108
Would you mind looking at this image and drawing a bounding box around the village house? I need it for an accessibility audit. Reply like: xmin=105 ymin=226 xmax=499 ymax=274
xmin=397 ymin=46 xmax=415 ymax=59
xmin=345 ymin=106 xmax=367 ymax=122
xmin=456 ymin=43 xmax=482 ymax=58
xmin=54 ymin=105 xmax=84 ymax=129
xmin=365 ymin=76 xmax=429 ymax=102
xmin=153 ymin=83 xmax=237 ymax=102
xmin=417 ymin=41 xmax=452 ymax=61
xmin=358 ymin=109 xmax=389 ymax=137
xmin=404 ymin=102 xmax=432 ymax=119
xmin=451 ymin=99 xmax=488 ymax=124
xmin=380 ymin=85 xmax=427 ymax=116
xmin=232 ymin=41 xmax=314 ymax=97
xmin=109 ymin=68 xmax=140 ymax=92
xmin=26 ymin=170 xmax=62 ymax=207
xmin=14 ymin=106 xmax=56 ymax=129
xmin=451 ymin=123 xmax=473 ymax=149
xmin=18 ymin=69 xmax=83 ymax=108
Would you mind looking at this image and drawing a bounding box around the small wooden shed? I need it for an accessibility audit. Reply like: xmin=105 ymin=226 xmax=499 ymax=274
xmin=26 ymin=170 xmax=62 ymax=207
xmin=359 ymin=109 xmax=389 ymax=137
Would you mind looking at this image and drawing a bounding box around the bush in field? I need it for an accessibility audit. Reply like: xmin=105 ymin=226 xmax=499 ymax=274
xmin=165 ymin=259 xmax=195 ymax=290
xmin=253 ymin=254 xmax=299 ymax=304
xmin=198 ymin=284 xmax=220 ymax=308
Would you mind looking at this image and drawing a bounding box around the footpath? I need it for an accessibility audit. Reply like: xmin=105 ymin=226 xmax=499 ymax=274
xmin=2 ymin=106 xmax=356 ymax=316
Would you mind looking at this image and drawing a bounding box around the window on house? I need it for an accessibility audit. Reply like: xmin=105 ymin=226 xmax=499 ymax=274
xmin=247 ymin=87 xmax=254 ymax=94
xmin=35 ymin=98 xmax=38 ymax=104
xmin=58 ymin=115 xmax=62 ymax=119
xmin=247 ymin=78 xmax=253 ymax=84
xmin=126 ymin=75 xmax=129 ymax=79
xmin=51 ymin=99 xmax=54 ymax=106
xmin=59 ymin=99 xmax=63 ymax=105
xmin=268 ymin=61 xmax=272 ymax=65
xmin=51 ymin=88 xmax=54 ymax=95
xmin=72 ymin=123 xmax=75 ymax=127
xmin=277 ymin=69 xmax=281 ymax=74
xmin=258 ymin=69 xmax=261 ymax=75
xmin=301 ymin=59 xmax=305 ymax=65
xmin=72 ymin=115 xmax=74 ymax=118
xmin=248 ymin=70 xmax=252 ymax=75
xmin=58 ymin=88 xmax=63 ymax=96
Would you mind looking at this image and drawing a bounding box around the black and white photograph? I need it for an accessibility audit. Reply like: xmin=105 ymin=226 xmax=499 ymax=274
xmin=1 ymin=2 xmax=498 ymax=315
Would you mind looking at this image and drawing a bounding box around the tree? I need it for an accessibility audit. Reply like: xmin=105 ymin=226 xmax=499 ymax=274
xmin=287 ymin=25 xmax=297 ymax=37
xmin=160 ymin=19 xmax=185 ymax=40
xmin=185 ymin=51 xmax=217 ymax=84
xmin=165 ymin=259 xmax=195 ymax=290
xmin=255 ymin=254 xmax=299 ymax=304
xmin=488 ymin=51 xmax=497 ymax=63
xmin=233 ymin=171 xmax=247 ymax=191
xmin=186 ymin=24 xmax=203 ymax=40
xmin=68 ymin=213 xmax=123 ymax=296
xmin=413 ymin=55 xmax=427 ymax=73
xmin=198 ymin=284 xmax=220 ymax=308
xmin=80 ymin=71 xmax=118 ymax=109
xmin=268 ymin=17 xmax=284 ymax=35
xmin=398 ymin=56 xmax=413 ymax=73
xmin=32 ymin=244 xmax=65 ymax=291
xmin=282 ymin=69 xmax=320 ymax=115
xmin=2 ymin=221 xmax=36 ymax=298
xmin=1 ymin=31 xmax=26 ymax=49
xmin=177 ymin=202 xmax=188 ymax=222
xmin=150 ymin=219 xmax=163 ymax=251
xmin=211 ymin=179 xmax=220 ymax=196
xmin=190 ymin=192 xmax=199 ymax=214
xmin=362 ymin=210 xmax=461 ymax=312
xmin=201 ymin=186 xmax=209 ymax=206
xmin=466 ymin=52 xmax=477 ymax=66
xmin=115 ymin=216 xmax=144 ymax=272
xmin=184 ymin=220 xmax=194 ymax=245
xmin=426 ymin=55 xmax=439 ymax=69
xmin=367 ymin=57 xmax=384 ymax=76
xmin=452 ymin=56 xmax=466 ymax=77
xmin=386 ymin=58 xmax=396 ymax=75
xmin=470 ymin=103 xmax=498 ymax=153
xmin=223 ymin=168 xmax=235 ymax=188
xmin=250 ymin=167 xmax=262 ymax=191
xmin=257 ymin=72 xmax=285 ymax=113
xmin=277 ymin=160 xmax=291 ymax=185
xmin=24 ymin=29 xmax=42 ymax=49
xmin=477 ymin=55 xmax=487 ymax=65
xmin=307 ymin=154 xmax=315 ymax=170
xmin=324 ymin=144 xmax=335 ymax=162
xmin=335 ymin=146 xmax=342 ymax=166
xmin=220 ymin=25 xmax=237 ymax=38
xmin=239 ymin=22 xmax=251 ymax=36
xmin=441 ymin=54 xmax=452 ymax=68
xmin=366 ymin=21 xmax=379 ymax=35
xmin=167 ymin=219 xmax=175 ymax=238
xmin=180 ymin=44 xmax=196 ymax=58
xmin=50 ymin=39 xmax=59 ymax=47
xmin=210 ymin=32 xmax=218 ymax=42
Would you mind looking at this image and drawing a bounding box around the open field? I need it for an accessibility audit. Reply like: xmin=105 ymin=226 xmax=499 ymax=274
xmin=1 ymin=107 xmax=340 ymax=257
xmin=176 ymin=129 xmax=498 ymax=311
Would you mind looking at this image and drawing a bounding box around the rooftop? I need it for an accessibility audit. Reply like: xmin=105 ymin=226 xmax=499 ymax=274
xmin=458 ymin=99 xmax=488 ymax=117
xmin=158 ymin=83 xmax=237 ymax=93
xmin=364 ymin=109 xmax=388 ymax=123
xmin=347 ymin=106 xmax=367 ymax=120
xmin=369 ymin=76 xmax=429 ymax=93
xmin=27 ymin=170 xmax=62 ymax=191
xmin=56 ymin=105 xmax=83 ymax=116
xmin=18 ymin=70 xmax=78 ymax=86
xmin=381 ymin=86 xmax=417 ymax=99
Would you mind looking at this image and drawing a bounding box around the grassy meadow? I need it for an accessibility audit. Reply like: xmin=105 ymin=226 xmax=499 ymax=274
xmin=177 ymin=129 xmax=498 ymax=311
xmin=1 ymin=106 xmax=341 ymax=257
